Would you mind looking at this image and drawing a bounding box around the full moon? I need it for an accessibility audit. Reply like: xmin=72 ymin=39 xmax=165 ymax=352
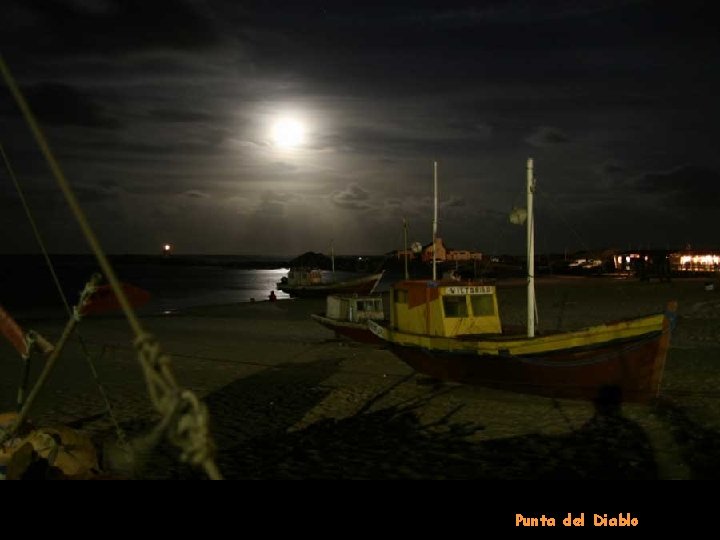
xmin=271 ymin=119 xmax=304 ymax=148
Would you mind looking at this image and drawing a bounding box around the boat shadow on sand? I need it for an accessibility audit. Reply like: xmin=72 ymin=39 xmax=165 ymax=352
xmin=100 ymin=358 xmax=720 ymax=480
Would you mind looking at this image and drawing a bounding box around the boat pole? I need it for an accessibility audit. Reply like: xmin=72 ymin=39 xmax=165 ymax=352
xmin=331 ymin=239 xmax=335 ymax=274
xmin=403 ymin=218 xmax=409 ymax=280
xmin=527 ymin=157 xmax=536 ymax=338
xmin=432 ymin=161 xmax=438 ymax=281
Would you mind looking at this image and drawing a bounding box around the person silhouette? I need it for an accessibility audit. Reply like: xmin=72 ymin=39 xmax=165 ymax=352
xmin=269 ymin=290 xmax=277 ymax=302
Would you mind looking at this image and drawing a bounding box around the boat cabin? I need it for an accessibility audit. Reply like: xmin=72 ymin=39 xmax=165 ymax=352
xmin=326 ymin=294 xmax=384 ymax=323
xmin=286 ymin=268 xmax=324 ymax=286
xmin=389 ymin=280 xmax=501 ymax=337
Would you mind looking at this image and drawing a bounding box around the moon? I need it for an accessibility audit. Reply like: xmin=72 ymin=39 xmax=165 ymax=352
xmin=271 ymin=119 xmax=304 ymax=148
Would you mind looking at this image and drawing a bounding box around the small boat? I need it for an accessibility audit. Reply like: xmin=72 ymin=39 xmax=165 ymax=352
xmin=367 ymin=159 xmax=677 ymax=402
xmin=311 ymin=293 xmax=387 ymax=344
xmin=277 ymin=268 xmax=384 ymax=298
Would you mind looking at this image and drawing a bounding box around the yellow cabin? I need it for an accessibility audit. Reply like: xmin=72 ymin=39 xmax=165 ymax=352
xmin=390 ymin=280 xmax=502 ymax=337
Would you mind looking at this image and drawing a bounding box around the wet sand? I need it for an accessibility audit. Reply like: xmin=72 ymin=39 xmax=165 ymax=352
xmin=1 ymin=275 xmax=719 ymax=479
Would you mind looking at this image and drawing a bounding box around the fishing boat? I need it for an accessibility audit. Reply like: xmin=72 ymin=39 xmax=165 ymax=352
xmin=311 ymin=293 xmax=387 ymax=344
xmin=277 ymin=268 xmax=384 ymax=297
xmin=367 ymin=159 xmax=677 ymax=402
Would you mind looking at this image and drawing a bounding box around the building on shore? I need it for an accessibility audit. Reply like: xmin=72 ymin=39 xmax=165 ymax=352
xmin=669 ymin=250 xmax=720 ymax=273
xmin=611 ymin=248 xmax=720 ymax=277
xmin=420 ymin=237 xmax=482 ymax=263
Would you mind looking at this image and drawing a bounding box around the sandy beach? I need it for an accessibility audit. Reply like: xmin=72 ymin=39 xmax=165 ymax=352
xmin=2 ymin=275 xmax=720 ymax=479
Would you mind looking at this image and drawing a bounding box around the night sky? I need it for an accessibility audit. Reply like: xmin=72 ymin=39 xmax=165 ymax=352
xmin=1 ymin=1 xmax=719 ymax=256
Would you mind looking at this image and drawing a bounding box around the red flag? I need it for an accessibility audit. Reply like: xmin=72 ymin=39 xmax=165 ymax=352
xmin=0 ymin=304 xmax=29 ymax=358
xmin=79 ymin=283 xmax=151 ymax=316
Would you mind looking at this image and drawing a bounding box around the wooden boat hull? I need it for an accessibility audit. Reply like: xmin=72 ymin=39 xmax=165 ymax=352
xmin=370 ymin=302 xmax=676 ymax=403
xmin=385 ymin=329 xmax=670 ymax=402
xmin=278 ymin=273 xmax=383 ymax=298
xmin=310 ymin=314 xmax=386 ymax=345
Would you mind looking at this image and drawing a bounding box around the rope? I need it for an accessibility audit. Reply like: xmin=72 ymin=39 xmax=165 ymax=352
xmin=1 ymin=142 xmax=128 ymax=447
xmin=0 ymin=55 xmax=221 ymax=479
xmin=0 ymin=144 xmax=72 ymax=315
xmin=0 ymin=276 xmax=98 ymax=446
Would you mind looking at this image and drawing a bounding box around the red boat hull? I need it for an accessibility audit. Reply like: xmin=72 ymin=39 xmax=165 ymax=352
xmin=387 ymin=329 xmax=671 ymax=403
xmin=311 ymin=314 xmax=386 ymax=345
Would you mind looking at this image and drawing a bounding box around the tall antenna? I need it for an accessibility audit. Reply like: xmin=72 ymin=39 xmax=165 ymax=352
xmin=432 ymin=160 xmax=438 ymax=281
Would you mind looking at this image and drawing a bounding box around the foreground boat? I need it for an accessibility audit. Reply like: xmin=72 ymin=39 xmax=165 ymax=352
xmin=365 ymin=157 xmax=676 ymax=402
xmin=311 ymin=293 xmax=386 ymax=344
xmin=278 ymin=268 xmax=384 ymax=298
xmin=368 ymin=280 xmax=676 ymax=402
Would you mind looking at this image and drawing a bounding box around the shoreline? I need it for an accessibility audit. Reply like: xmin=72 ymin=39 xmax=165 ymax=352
xmin=1 ymin=276 xmax=719 ymax=479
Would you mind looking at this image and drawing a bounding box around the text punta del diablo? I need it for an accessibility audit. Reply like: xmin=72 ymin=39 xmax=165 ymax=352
xmin=516 ymin=513 xmax=638 ymax=527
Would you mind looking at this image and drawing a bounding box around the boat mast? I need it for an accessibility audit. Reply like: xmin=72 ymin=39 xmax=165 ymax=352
xmin=432 ymin=160 xmax=438 ymax=281
xmin=527 ymin=157 xmax=536 ymax=338
xmin=403 ymin=217 xmax=409 ymax=280
xmin=331 ymin=239 xmax=335 ymax=274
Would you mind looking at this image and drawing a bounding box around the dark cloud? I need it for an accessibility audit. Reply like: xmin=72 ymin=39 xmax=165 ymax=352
xmin=526 ymin=126 xmax=570 ymax=148
xmin=148 ymin=109 xmax=216 ymax=124
xmin=181 ymin=190 xmax=210 ymax=199
xmin=331 ymin=184 xmax=372 ymax=210
xmin=2 ymin=0 xmax=222 ymax=56
xmin=633 ymin=166 xmax=720 ymax=208
xmin=1 ymin=82 xmax=121 ymax=129
xmin=442 ymin=195 xmax=466 ymax=209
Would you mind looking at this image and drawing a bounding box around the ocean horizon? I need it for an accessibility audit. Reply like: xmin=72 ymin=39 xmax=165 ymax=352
xmin=0 ymin=253 xmax=300 ymax=319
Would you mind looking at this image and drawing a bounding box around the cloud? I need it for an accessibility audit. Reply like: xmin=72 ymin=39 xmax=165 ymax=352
xmin=525 ymin=126 xmax=570 ymax=147
xmin=442 ymin=195 xmax=466 ymax=209
xmin=5 ymin=0 xmax=222 ymax=55
xmin=148 ymin=109 xmax=216 ymax=124
xmin=3 ymin=82 xmax=122 ymax=129
xmin=181 ymin=190 xmax=210 ymax=198
xmin=331 ymin=183 xmax=371 ymax=210
xmin=632 ymin=165 xmax=720 ymax=208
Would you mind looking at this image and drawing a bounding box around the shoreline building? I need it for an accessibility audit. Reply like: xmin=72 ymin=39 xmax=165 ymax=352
xmin=421 ymin=237 xmax=482 ymax=263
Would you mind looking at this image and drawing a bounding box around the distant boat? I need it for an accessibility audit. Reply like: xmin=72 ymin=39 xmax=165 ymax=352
xmin=311 ymin=293 xmax=386 ymax=344
xmin=277 ymin=268 xmax=384 ymax=298
xmin=366 ymin=159 xmax=677 ymax=402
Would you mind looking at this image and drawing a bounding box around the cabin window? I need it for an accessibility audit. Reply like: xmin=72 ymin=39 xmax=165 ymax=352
xmin=394 ymin=289 xmax=408 ymax=304
xmin=356 ymin=301 xmax=365 ymax=311
xmin=470 ymin=294 xmax=495 ymax=316
xmin=442 ymin=296 xmax=468 ymax=318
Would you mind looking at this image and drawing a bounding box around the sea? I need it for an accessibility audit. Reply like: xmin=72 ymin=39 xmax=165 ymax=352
xmin=0 ymin=254 xmax=301 ymax=319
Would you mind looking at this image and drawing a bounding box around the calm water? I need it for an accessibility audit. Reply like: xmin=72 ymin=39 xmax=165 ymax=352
xmin=0 ymin=255 xmax=295 ymax=318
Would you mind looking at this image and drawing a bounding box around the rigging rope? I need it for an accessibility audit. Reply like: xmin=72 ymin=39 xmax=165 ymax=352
xmin=1 ymin=143 xmax=128 ymax=447
xmin=0 ymin=55 xmax=221 ymax=480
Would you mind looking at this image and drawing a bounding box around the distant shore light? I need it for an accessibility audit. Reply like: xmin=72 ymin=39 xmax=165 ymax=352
xmin=163 ymin=244 xmax=172 ymax=252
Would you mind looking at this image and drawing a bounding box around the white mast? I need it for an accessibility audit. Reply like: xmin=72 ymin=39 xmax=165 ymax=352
xmin=432 ymin=160 xmax=438 ymax=281
xmin=527 ymin=157 xmax=536 ymax=338
xmin=403 ymin=217 xmax=409 ymax=280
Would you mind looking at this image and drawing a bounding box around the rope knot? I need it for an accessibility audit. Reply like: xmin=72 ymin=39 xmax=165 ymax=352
xmin=168 ymin=391 xmax=214 ymax=467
